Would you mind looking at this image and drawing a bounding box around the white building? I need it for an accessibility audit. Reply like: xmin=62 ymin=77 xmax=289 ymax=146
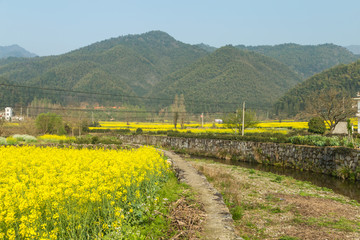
xmin=5 ymin=107 xmax=13 ymax=121
xmin=214 ymin=119 xmax=223 ymax=124
xmin=355 ymin=93 xmax=360 ymax=134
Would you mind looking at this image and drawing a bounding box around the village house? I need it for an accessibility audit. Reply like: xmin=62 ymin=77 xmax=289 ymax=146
xmin=355 ymin=92 xmax=360 ymax=134
xmin=4 ymin=107 xmax=13 ymax=121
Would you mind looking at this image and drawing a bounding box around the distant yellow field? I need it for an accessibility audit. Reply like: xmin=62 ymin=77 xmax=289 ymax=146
xmin=90 ymin=118 xmax=358 ymax=133
xmin=89 ymin=120 xmax=308 ymax=134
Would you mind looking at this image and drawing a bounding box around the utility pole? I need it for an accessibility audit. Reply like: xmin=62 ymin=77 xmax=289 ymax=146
xmin=242 ymin=101 xmax=245 ymax=136
xmin=201 ymin=113 xmax=204 ymax=127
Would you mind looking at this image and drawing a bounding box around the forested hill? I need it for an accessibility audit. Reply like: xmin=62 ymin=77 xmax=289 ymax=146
xmin=197 ymin=43 xmax=359 ymax=79
xmin=0 ymin=45 xmax=37 ymax=59
xmin=274 ymin=60 xmax=360 ymax=117
xmin=235 ymin=43 xmax=358 ymax=79
xmin=0 ymin=31 xmax=208 ymax=102
xmin=149 ymin=46 xmax=302 ymax=112
xmin=194 ymin=43 xmax=217 ymax=53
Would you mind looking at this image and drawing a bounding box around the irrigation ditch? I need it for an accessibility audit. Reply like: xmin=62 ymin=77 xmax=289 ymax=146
xmin=118 ymin=134 xmax=360 ymax=181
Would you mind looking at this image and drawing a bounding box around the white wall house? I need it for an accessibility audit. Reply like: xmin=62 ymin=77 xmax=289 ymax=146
xmin=355 ymin=93 xmax=360 ymax=133
xmin=5 ymin=107 xmax=13 ymax=121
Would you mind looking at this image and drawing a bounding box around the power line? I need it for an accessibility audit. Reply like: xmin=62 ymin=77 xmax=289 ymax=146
xmin=0 ymin=83 xmax=242 ymax=106
xmin=1 ymin=105 xmax=235 ymax=115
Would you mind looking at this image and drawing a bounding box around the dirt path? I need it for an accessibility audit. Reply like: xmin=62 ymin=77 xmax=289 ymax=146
xmin=163 ymin=150 xmax=243 ymax=240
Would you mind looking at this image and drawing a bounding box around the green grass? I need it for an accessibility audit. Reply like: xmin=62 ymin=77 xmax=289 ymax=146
xmin=293 ymin=216 xmax=360 ymax=232
xmin=103 ymin=172 xmax=192 ymax=239
xmin=278 ymin=236 xmax=300 ymax=240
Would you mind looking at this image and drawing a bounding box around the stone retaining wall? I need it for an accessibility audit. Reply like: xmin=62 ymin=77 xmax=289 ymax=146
xmin=119 ymin=135 xmax=360 ymax=180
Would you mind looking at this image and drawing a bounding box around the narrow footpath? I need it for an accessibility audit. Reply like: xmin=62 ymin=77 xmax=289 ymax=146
xmin=163 ymin=150 xmax=243 ymax=240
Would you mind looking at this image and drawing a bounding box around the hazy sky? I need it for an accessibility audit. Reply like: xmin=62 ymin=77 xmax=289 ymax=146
xmin=1 ymin=0 xmax=359 ymax=56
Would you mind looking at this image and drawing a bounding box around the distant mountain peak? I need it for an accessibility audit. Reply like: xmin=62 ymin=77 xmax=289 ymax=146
xmin=345 ymin=45 xmax=360 ymax=55
xmin=0 ymin=45 xmax=37 ymax=58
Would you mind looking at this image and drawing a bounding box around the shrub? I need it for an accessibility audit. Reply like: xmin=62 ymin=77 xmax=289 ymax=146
xmin=289 ymin=135 xmax=346 ymax=147
xmin=115 ymin=128 xmax=131 ymax=134
xmin=308 ymin=117 xmax=326 ymax=134
xmin=5 ymin=136 xmax=17 ymax=145
xmin=74 ymin=135 xmax=92 ymax=144
xmin=12 ymin=134 xmax=37 ymax=143
xmin=0 ymin=137 xmax=6 ymax=145
xmin=91 ymin=136 xmax=99 ymax=144
xmin=35 ymin=113 xmax=65 ymax=135
xmin=136 ymin=128 xmax=143 ymax=134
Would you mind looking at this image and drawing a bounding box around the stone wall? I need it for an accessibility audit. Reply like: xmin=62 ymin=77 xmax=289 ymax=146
xmin=119 ymin=135 xmax=360 ymax=180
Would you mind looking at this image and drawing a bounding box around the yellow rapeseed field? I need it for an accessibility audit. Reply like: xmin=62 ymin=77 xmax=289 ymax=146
xmin=37 ymin=134 xmax=76 ymax=142
xmin=89 ymin=121 xmax=302 ymax=133
xmin=90 ymin=119 xmax=358 ymax=134
xmin=0 ymin=146 xmax=169 ymax=239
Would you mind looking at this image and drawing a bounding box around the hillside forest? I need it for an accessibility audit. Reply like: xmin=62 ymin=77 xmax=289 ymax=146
xmin=0 ymin=31 xmax=359 ymax=120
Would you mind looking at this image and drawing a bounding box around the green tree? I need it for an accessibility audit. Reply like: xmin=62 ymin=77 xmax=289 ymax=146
xmin=35 ymin=113 xmax=65 ymax=134
xmin=308 ymin=117 xmax=326 ymax=134
xmin=224 ymin=109 xmax=258 ymax=134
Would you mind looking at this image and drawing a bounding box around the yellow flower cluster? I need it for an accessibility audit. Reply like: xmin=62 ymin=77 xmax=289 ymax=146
xmin=37 ymin=134 xmax=76 ymax=142
xmin=257 ymin=121 xmax=308 ymax=129
xmin=94 ymin=121 xmax=218 ymax=130
xmin=0 ymin=146 xmax=169 ymax=239
xmin=90 ymin=121 xmax=306 ymax=133
xmin=3 ymin=123 xmax=19 ymax=127
xmin=350 ymin=118 xmax=358 ymax=127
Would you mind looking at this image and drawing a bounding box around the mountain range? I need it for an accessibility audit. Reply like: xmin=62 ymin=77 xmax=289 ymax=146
xmin=0 ymin=31 xmax=359 ymax=115
xmin=149 ymin=45 xmax=301 ymax=112
xmin=197 ymin=43 xmax=358 ymax=79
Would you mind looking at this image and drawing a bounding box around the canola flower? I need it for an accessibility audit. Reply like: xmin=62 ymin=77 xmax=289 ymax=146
xmin=95 ymin=121 xmax=219 ymax=130
xmin=0 ymin=146 xmax=169 ymax=239
xmin=91 ymin=120 xmax=359 ymax=133
xmin=37 ymin=134 xmax=76 ymax=142
xmin=90 ymin=121 xmax=301 ymax=133
xmin=257 ymin=121 xmax=308 ymax=129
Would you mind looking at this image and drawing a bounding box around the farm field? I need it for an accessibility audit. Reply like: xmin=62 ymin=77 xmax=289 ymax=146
xmin=0 ymin=146 xmax=173 ymax=239
xmin=189 ymin=158 xmax=360 ymax=239
xmin=89 ymin=119 xmax=358 ymax=134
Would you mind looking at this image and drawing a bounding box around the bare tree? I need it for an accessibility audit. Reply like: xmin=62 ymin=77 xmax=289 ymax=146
xmin=178 ymin=94 xmax=186 ymax=129
xmin=171 ymin=95 xmax=187 ymax=129
xmin=0 ymin=118 xmax=4 ymax=136
xmin=305 ymin=89 xmax=356 ymax=133
xmin=172 ymin=95 xmax=179 ymax=129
